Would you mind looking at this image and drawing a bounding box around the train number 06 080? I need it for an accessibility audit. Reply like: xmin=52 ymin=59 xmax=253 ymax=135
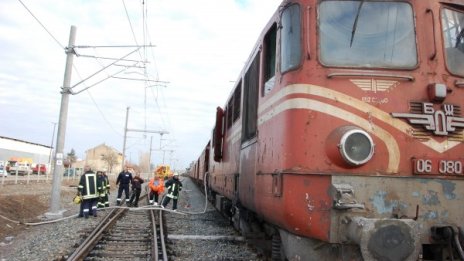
xmin=414 ymin=159 xmax=463 ymax=175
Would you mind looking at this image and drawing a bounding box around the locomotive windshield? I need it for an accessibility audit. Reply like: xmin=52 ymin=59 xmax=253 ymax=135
xmin=442 ymin=8 xmax=464 ymax=76
xmin=319 ymin=1 xmax=417 ymax=68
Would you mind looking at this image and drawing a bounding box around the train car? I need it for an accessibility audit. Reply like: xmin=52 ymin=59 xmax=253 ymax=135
xmin=188 ymin=160 xmax=198 ymax=181
xmin=194 ymin=0 xmax=464 ymax=260
xmin=189 ymin=142 xmax=210 ymax=185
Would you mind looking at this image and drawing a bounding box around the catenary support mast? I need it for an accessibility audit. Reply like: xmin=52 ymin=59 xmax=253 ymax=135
xmin=47 ymin=25 xmax=76 ymax=218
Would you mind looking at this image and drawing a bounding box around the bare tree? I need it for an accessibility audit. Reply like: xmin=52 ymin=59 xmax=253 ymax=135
xmin=66 ymin=149 xmax=77 ymax=168
xmin=101 ymin=151 xmax=119 ymax=174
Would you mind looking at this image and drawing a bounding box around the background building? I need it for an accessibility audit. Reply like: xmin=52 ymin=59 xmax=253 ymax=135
xmin=0 ymin=136 xmax=52 ymax=166
xmin=85 ymin=143 xmax=122 ymax=175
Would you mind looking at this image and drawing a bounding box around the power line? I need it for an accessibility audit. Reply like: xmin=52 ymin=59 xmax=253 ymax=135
xmin=16 ymin=0 xmax=64 ymax=49
xmin=85 ymin=90 xmax=123 ymax=137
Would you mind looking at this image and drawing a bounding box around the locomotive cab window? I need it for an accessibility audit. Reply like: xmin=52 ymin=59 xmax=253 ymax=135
xmin=263 ymin=23 xmax=277 ymax=95
xmin=226 ymin=101 xmax=233 ymax=130
xmin=242 ymin=53 xmax=260 ymax=142
xmin=281 ymin=4 xmax=301 ymax=73
xmin=442 ymin=7 xmax=464 ymax=77
xmin=233 ymin=84 xmax=241 ymax=122
xmin=226 ymin=84 xmax=242 ymax=130
xmin=319 ymin=1 xmax=417 ymax=68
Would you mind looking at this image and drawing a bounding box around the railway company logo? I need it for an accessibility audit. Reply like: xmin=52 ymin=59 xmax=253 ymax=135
xmin=350 ymin=79 xmax=399 ymax=92
xmin=392 ymin=102 xmax=464 ymax=136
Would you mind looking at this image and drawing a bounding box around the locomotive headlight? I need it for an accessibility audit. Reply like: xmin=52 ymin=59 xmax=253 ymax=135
xmin=339 ymin=129 xmax=375 ymax=166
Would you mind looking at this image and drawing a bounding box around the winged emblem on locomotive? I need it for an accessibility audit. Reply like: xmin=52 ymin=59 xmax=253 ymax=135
xmin=392 ymin=102 xmax=464 ymax=136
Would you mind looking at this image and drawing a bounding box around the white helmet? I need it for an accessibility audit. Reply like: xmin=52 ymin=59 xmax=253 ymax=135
xmin=173 ymin=172 xmax=179 ymax=176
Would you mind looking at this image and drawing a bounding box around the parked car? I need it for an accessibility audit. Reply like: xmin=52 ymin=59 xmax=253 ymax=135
xmin=32 ymin=164 xmax=47 ymax=174
xmin=63 ymin=168 xmax=76 ymax=177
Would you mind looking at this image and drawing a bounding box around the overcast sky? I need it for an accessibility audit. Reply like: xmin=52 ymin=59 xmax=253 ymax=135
xmin=0 ymin=0 xmax=282 ymax=171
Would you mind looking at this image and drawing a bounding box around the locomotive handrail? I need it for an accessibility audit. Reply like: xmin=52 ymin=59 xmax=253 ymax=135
xmin=327 ymin=72 xmax=414 ymax=81
xmin=455 ymin=80 xmax=464 ymax=87
xmin=306 ymin=5 xmax=311 ymax=60
xmin=426 ymin=8 xmax=437 ymax=60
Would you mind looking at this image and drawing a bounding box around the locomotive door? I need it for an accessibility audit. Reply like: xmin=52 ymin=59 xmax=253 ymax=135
xmin=239 ymin=53 xmax=260 ymax=212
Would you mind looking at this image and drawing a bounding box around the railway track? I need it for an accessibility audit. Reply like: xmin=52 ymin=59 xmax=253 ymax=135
xmin=67 ymin=194 xmax=167 ymax=261
xmin=63 ymin=178 xmax=263 ymax=260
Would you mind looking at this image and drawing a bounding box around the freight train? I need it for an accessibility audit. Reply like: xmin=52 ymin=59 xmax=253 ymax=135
xmin=189 ymin=0 xmax=464 ymax=260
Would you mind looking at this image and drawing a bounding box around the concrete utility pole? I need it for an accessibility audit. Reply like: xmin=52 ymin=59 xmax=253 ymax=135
xmin=46 ymin=26 xmax=76 ymax=218
xmin=121 ymin=107 xmax=168 ymax=169
xmin=122 ymin=106 xmax=130 ymax=168
xmin=47 ymin=122 xmax=57 ymax=168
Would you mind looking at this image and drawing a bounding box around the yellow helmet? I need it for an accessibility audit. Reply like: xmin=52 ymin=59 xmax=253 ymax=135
xmin=73 ymin=195 xmax=82 ymax=204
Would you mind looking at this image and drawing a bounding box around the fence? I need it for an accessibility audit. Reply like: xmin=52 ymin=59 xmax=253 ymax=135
xmin=0 ymin=167 xmax=84 ymax=185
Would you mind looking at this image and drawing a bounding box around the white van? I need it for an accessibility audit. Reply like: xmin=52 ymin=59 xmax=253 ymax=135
xmin=9 ymin=162 xmax=32 ymax=175
xmin=0 ymin=161 xmax=7 ymax=177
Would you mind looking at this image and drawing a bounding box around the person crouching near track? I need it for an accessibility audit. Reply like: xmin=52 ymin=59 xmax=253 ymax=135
xmin=116 ymin=166 xmax=133 ymax=206
xmin=128 ymin=172 xmax=144 ymax=207
xmin=161 ymin=172 xmax=182 ymax=211
xmin=148 ymin=172 xmax=165 ymax=206
xmin=78 ymin=166 xmax=102 ymax=218
xmin=97 ymin=171 xmax=110 ymax=208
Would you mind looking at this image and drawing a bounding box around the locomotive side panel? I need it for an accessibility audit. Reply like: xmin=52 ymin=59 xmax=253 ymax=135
xmin=194 ymin=0 xmax=464 ymax=260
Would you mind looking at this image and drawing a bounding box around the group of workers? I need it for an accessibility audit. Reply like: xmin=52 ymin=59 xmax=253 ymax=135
xmin=77 ymin=165 xmax=182 ymax=218
xmin=77 ymin=166 xmax=110 ymax=218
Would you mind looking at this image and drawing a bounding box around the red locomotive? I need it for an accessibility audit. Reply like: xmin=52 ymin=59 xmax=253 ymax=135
xmin=189 ymin=0 xmax=464 ymax=260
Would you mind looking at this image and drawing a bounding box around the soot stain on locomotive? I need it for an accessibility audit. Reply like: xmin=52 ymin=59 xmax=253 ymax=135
xmin=421 ymin=190 xmax=440 ymax=206
xmin=370 ymin=190 xmax=408 ymax=215
xmin=435 ymin=179 xmax=457 ymax=200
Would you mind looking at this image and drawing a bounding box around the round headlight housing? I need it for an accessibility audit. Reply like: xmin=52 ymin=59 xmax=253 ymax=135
xmin=339 ymin=129 xmax=375 ymax=166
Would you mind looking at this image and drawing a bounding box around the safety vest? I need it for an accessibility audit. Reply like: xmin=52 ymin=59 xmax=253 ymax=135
xmin=98 ymin=175 xmax=110 ymax=197
xmin=149 ymin=178 xmax=165 ymax=192
xmin=78 ymin=172 xmax=99 ymax=199
xmin=166 ymin=179 xmax=182 ymax=199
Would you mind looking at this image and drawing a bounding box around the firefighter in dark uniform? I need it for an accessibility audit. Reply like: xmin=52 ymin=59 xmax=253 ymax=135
xmin=97 ymin=171 xmax=110 ymax=208
xmin=116 ymin=166 xmax=133 ymax=206
xmin=128 ymin=172 xmax=144 ymax=207
xmin=161 ymin=172 xmax=183 ymax=210
xmin=78 ymin=166 xmax=101 ymax=218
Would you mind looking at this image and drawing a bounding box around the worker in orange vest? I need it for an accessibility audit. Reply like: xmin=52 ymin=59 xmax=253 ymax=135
xmin=148 ymin=172 xmax=165 ymax=206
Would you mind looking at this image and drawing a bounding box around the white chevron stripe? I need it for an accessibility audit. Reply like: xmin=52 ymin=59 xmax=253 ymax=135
xmin=258 ymin=98 xmax=400 ymax=173
xmin=258 ymin=84 xmax=459 ymax=154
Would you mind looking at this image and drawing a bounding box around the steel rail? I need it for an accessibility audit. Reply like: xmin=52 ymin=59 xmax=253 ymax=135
xmin=151 ymin=209 xmax=159 ymax=260
xmin=158 ymin=209 xmax=168 ymax=261
xmin=67 ymin=208 xmax=127 ymax=260
xmin=150 ymin=208 xmax=168 ymax=261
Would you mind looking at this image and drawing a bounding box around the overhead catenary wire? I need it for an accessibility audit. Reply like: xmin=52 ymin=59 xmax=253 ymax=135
xmin=70 ymin=47 xmax=141 ymax=90
xmin=16 ymin=0 xmax=64 ymax=49
xmin=21 ymin=0 xmax=176 ymax=166
xmin=86 ymin=91 xmax=124 ymax=137
xmin=17 ymin=0 xmax=171 ymax=164
xmin=76 ymin=53 xmax=144 ymax=63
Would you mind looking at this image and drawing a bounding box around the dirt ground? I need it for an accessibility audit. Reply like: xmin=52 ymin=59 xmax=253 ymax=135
xmin=0 ymin=179 xmax=79 ymax=241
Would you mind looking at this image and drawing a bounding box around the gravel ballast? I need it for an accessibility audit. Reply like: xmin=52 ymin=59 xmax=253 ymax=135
xmin=0 ymin=176 xmax=265 ymax=260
